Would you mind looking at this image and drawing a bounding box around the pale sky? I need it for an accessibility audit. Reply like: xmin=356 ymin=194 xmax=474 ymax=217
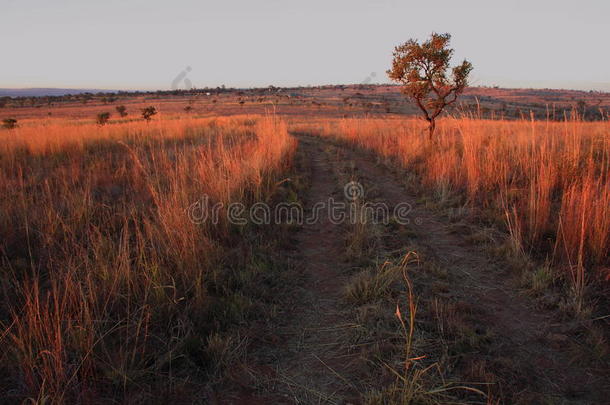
xmin=1 ymin=0 xmax=608 ymax=91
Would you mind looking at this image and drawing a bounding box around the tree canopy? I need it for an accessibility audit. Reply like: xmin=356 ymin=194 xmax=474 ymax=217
xmin=388 ymin=33 xmax=472 ymax=138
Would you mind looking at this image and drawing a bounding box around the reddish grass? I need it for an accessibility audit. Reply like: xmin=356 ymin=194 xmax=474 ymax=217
xmin=0 ymin=115 xmax=295 ymax=401
xmin=303 ymin=117 xmax=610 ymax=287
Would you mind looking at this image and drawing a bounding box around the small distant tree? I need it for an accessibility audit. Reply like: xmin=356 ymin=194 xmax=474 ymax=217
xmin=96 ymin=112 xmax=111 ymax=126
xmin=2 ymin=118 xmax=18 ymax=129
xmin=387 ymin=33 xmax=472 ymax=139
xmin=115 ymin=105 xmax=128 ymax=117
xmin=184 ymin=105 xmax=193 ymax=113
xmin=141 ymin=106 xmax=157 ymax=121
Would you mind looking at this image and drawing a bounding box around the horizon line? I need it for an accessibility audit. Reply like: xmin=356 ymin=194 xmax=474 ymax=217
xmin=1 ymin=83 xmax=610 ymax=96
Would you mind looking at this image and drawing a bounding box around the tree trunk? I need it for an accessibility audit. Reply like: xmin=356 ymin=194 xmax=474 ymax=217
xmin=428 ymin=119 xmax=436 ymax=140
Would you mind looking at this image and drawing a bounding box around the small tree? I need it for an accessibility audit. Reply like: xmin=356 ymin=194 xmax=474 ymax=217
xmin=184 ymin=105 xmax=193 ymax=113
xmin=115 ymin=105 xmax=128 ymax=117
xmin=387 ymin=33 xmax=472 ymax=139
xmin=96 ymin=112 xmax=111 ymax=126
xmin=2 ymin=118 xmax=17 ymax=129
xmin=141 ymin=106 xmax=157 ymax=121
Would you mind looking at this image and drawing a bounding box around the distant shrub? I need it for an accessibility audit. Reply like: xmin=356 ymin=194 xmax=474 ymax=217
xmin=184 ymin=105 xmax=193 ymax=113
xmin=2 ymin=118 xmax=18 ymax=129
xmin=115 ymin=105 xmax=128 ymax=117
xmin=141 ymin=106 xmax=157 ymax=121
xmin=96 ymin=112 xmax=111 ymax=126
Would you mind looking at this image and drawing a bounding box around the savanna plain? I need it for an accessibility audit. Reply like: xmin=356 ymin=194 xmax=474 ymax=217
xmin=0 ymin=86 xmax=609 ymax=404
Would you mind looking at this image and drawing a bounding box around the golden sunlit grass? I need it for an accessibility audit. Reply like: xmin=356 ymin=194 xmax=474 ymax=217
xmin=1 ymin=107 xmax=608 ymax=402
xmin=303 ymin=117 xmax=610 ymax=301
xmin=0 ymin=115 xmax=296 ymax=401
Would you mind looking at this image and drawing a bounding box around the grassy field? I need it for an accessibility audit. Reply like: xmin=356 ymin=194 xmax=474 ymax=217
xmin=0 ymin=95 xmax=608 ymax=403
xmin=0 ymin=115 xmax=296 ymax=401
xmin=307 ymin=117 xmax=610 ymax=297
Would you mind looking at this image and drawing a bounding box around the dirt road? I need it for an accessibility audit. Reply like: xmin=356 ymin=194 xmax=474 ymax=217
xmin=218 ymin=134 xmax=608 ymax=404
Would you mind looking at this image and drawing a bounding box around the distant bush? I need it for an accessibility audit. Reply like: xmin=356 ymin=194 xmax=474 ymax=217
xmin=2 ymin=118 xmax=18 ymax=129
xmin=184 ymin=105 xmax=193 ymax=113
xmin=96 ymin=112 xmax=111 ymax=126
xmin=115 ymin=105 xmax=128 ymax=117
xmin=141 ymin=106 xmax=157 ymax=121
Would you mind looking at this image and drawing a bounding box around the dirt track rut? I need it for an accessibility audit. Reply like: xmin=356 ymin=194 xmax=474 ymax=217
xmin=222 ymin=134 xmax=608 ymax=404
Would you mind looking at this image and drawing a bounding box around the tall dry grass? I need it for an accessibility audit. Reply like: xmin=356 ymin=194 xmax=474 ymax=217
xmin=0 ymin=115 xmax=295 ymax=401
xmin=309 ymin=117 xmax=609 ymax=291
